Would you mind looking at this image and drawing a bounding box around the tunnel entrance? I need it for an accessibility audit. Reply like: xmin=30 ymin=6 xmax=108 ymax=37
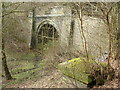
xmin=37 ymin=23 xmax=59 ymax=51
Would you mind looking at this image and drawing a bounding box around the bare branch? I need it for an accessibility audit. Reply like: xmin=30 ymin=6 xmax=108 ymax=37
xmin=2 ymin=2 xmax=24 ymax=18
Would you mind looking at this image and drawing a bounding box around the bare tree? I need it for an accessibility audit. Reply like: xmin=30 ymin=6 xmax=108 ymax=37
xmin=72 ymin=2 xmax=89 ymax=60
xmin=115 ymin=3 xmax=120 ymax=85
xmin=2 ymin=2 xmax=13 ymax=80
xmin=2 ymin=2 xmax=24 ymax=80
xmin=70 ymin=2 xmax=119 ymax=83
xmin=89 ymin=2 xmax=118 ymax=67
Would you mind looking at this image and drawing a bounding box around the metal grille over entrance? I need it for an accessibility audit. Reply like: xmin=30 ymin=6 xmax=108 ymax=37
xmin=37 ymin=23 xmax=59 ymax=51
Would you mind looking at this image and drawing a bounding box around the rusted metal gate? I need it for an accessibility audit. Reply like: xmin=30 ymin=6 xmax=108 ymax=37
xmin=37 ymin=23 xmax=59 ymax=59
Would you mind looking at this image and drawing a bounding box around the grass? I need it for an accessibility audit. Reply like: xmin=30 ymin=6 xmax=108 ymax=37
xmin=2 ymin=49 xmax=45 ymax=88
xmin=3 ymin=60 xmax=45 ymax=88
xmin=6 ymin=49 xmax=35 ymax=61
xmin=37 ymin=40 xmax=59 ymax=51
xmin=2 ymin=35 xmax=60 ymax=88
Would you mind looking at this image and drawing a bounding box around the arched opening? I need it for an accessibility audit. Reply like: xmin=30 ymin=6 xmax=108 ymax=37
xmin=37 ymin=23 xmax=59 ymax=50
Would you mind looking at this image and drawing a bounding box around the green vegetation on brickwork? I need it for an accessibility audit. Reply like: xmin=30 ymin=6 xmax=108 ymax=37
xmin=58 ymin=57 xmax=107 ymax=84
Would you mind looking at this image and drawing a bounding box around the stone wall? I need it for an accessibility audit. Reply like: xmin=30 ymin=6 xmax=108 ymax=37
xmin=73 ymin=16 xmax=109 ymax=56
xmin=30 ymin=5 xmax=109 ymax=56
xmin=11 ymin=3 xmax=109 ymax=57
xmin=34 ymin=6 xmax=71 ymax=48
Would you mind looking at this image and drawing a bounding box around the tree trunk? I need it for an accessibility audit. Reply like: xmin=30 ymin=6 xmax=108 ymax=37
xmin=2 ymin=3 xmax=12 ymax=80
xmin=116 ymin=2 xmax=120 ymax=62
xmin=2 ymin=38 xmax=12 ymax=80
xmin=76 ymin=3 xmax=89 ymax=60
xmin=116 ymin=3 xmax=120 ymax=84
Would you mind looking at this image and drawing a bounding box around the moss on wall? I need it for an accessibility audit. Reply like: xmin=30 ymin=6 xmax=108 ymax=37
xmin=58 ymin=57 xmax=107 ymax=84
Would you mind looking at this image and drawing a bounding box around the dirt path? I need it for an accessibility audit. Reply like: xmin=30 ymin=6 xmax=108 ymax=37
xmin=8 ymin=69 xmax=87 ymax=88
